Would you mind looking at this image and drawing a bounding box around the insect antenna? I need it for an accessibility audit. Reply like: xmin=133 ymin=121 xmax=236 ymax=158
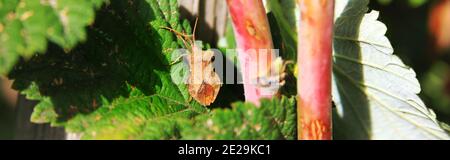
xmin=160 ymin=18 xmax=200 ymax=66
xmin=192 ymin=17 xmax=199 ymax=47
xmin=160 ymin=26 xmax=192 ymax=49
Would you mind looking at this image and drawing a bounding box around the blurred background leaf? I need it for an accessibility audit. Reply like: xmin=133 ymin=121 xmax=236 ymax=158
xmin=377 ymin=0 xmax=428 ymax=8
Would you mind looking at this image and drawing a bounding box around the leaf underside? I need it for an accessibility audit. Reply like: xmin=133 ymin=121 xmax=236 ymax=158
xmin=332 ymin=0 xmax=449 ymax=139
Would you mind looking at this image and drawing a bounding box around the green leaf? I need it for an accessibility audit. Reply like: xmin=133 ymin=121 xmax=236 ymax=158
xmin=266 ymin=0 xmax=297 ymax=62
xmin=332 ymin=0 xmax=449 ymax=139
xmin=65 ymin=73 xmax=207 ymax=139
xmin=0 ymin=0 xmax=106 ymax=75
xmin=8 ymin=0 xmax=208 ymax=139
xmin=181 ymin=96 xmax=297 ymax=140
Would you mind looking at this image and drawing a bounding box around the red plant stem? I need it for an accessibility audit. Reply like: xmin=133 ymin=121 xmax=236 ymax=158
xmin=226 ymin=0 xmax=276 ymax=105
xmin=297 ymin=0 xmax=335 ymax=140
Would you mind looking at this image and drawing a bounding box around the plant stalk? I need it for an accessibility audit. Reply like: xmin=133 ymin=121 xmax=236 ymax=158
xmin=226 ymin=0 xmax=277 ymax=105
xmin=297 ymin=0 xmax=335 ymax=140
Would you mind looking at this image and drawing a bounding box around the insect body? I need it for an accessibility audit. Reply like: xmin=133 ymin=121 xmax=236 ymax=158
xmin=186 ymin=48 xmax=221 ymax=106
xmin=162 ymin=19 xmax=222 ymax=106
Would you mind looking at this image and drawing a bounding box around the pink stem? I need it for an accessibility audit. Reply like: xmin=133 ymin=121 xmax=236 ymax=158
xmin=297 ymin=0 xmax=335 ymax=140
xmin=226 ymin=0 xmax=276 ymax=105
